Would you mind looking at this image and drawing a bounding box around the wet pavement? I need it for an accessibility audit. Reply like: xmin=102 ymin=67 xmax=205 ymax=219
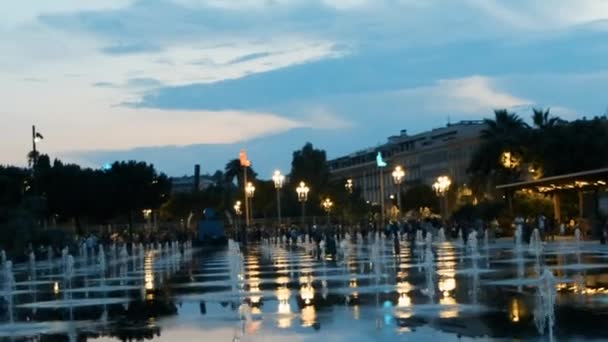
xmin=2 ymin=236 xmax=608 ymax=341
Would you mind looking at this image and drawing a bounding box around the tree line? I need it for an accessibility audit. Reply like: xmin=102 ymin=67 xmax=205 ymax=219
xmin=461 ymin=109 xmax=608 ymax=221
xmin=0 ymin=156 xmax=171 ymax=253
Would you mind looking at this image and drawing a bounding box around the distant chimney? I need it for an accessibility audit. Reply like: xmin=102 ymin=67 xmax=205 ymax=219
xmin=194 ymin=164 xmax=200 ymax=192
xmin=400 ymin=129 xmax=407 ymax=136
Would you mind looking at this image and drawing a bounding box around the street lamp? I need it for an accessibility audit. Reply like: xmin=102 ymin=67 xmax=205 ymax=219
xmin=239 ymin=149 xmax=252 ymax=226
xmin=392 ymin=166 xmax=405 ymax=219
xmin=376 ymin=152 xmax=388 ymax=227
xmin=296 ymin=182 xmax=310 ymax=226
xmin=272 ymin=170 xmax=285 ymax=226
xmin=322 ymin=198 xmax=333 ymax=225
xmin=501 ymin=151 xmax=520 ymax=169
xmin=234 ymin=200 xmax=242 ymax=235
xmin=246 ymin=182 xmax=255 ymax=224
xmin=433 ymin=176 xmax=452 ymax=220
xmin=345 ymin=179 xmax=353 ymax=194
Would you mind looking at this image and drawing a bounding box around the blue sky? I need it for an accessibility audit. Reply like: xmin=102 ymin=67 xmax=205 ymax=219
xmin=2 ymin=0 xmax=607 ymax=177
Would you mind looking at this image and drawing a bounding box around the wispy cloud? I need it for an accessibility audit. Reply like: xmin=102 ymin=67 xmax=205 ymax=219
xmin=1 ymin=0 xmax=606 ymax=174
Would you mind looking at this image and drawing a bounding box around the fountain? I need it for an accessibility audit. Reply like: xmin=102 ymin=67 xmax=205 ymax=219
xmin=64 ymin=255 xmax=75 ymax=321
xmin=514 ymin=224 xmax=523 ymax=252
xmin=529 ymin=228 xmax=543 ymax=257
xmin=425 ymin=231 xmax=433 ymax=246
xmin=437 ymin=227 xmax=446 ymax=243
xmin=457 ymin=229 xmax=464 ymax=246
xmin=415 ymin=230 xmax=424 ymax=246
xmin=423 ymin=246 xmax=435 ymax=302
xmin=467 ymin=231 xmax=479 ymax=257
xmin=483 ymin=229 xmax=490 ymax=250
xmin=3 ymin=261 xmax=15 ymax=323
xmin=534 ymin=269 xmax=556 ymax=340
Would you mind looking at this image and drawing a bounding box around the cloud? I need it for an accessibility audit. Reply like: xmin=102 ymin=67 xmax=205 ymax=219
xmin=101 ymin=43 xmax=162 ymax=55
xmin=431 ymin=76 xmax=531 ymax=113
xmin=2 ymin=0 xmax=607 ymax=175
xmin=228 ymin=52 xmax=272 ymax=64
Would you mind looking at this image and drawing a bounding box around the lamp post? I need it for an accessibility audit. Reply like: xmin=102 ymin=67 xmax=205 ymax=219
xmin=296 ymin=182 xmax=309 ymax=226
xmin=239 ymin=149 xmax=252 ymax=227
xmin=234 ymin=201 xmax=242 ymax=238
xmin=345 ymin=179 xmax=353 ymax=227
xmin=272 ymin=170 xmax=285 ymax=227
xmin=392 ymin=166 xmax=405 ymax=219
xmin=376 ymin=152 xmax=388 ymax=228
xmin=246 ymin=182 xmax=255 ymax=225
xmin=345 ymin=179 xmax=353 ymax=194
xmin=322 ymin=198 xmax=333 ymax=225
xmin=433 ymin=175 xmax=452 ymax=221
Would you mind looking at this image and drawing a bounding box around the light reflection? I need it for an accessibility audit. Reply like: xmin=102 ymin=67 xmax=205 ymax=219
xmin=396 ymin=280 xmax=412 ymax=308
xmin=300 ymin=283 xmax=314 ymax=305
xmin=439 ymin=296 xmax=458 ymax=318
xmin=277 ymin=286 xmax=292 ymax=328
xmin=510 ymin=298 xmax=521 ymax=322
xmin=144 ymin=251 xmax=155 ymax=291
xmin=53 ymin=282 xmax=59 ymax=295
xmin=301 ymin=305 xmax=316 ymax=327
xmin=249 ymin=280 xmax=261 ymax=305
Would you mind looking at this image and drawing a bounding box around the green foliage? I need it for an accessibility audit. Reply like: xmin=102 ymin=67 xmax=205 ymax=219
xmin=288 ymin=142 xmax=331 ymax=217
xmin=452 ymin=200 xmax=505 ymax=222
xmin=402 ymin=184 xmax=439 ymax=213
xmin=512 ymin=192 xmax=553 ymax=218
xmin=224 ymin=158 xmax=257 ymax=189
xmin=468 ymin=109 xmax=608 ymax=200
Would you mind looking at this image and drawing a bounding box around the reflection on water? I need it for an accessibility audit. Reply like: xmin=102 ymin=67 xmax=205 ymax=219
xmin=510 ymin=297 xmax=525 ymax=323
xmin=276 ymin=286 xmax=292 ymax=328
xmin=301 ymin=305 xmax=316 ymax=328
xmin=7 ymin=238 xmax=608 ymax=341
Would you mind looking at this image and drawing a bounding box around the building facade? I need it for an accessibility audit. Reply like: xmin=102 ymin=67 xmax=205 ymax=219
xmin=170 ymin=164 xmax=217 ymax=194
xmin=327 ymin=121 xmax=486 ymax=204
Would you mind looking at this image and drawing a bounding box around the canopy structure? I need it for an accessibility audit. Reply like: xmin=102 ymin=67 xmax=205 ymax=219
xmin=496 ymin=167 xmax=608 ymax=193
xmin=497 ymin=167 xmax=608 ymax=228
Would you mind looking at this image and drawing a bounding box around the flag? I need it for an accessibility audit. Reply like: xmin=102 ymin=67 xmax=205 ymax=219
xmin=239 ymin=149 xmax=251 ymax=167
xmin=376 ymin=152 xmax=387 ymax=167
xmin=35 ymin=132 xmax=44 ymax=140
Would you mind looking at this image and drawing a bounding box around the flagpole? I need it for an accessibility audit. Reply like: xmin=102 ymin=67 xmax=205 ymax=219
xmin=32 ymin=125 xmax=37 ymax=169
xmin=244 ymin=166 xmax=249 ymax=227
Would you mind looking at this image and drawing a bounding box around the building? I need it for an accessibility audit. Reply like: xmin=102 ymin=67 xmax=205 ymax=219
xmin=171 ymin=164 xmax=216 ymax=194
xmin=327 ymin=120 xmax=486 ymax=204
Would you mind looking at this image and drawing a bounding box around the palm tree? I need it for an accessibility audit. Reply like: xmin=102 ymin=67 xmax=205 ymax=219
xmin=532 ymin=108 xmax=564 ymax=129
xmin=468 ymin=109 xmax=530 ymax=199
xmin=224 ymin=158 xmax=256 ymax=189
xmin=481 ymin=109 xmax=529 ymax=141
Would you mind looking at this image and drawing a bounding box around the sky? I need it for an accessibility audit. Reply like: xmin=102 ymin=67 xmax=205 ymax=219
xmin=2 ymin=0 xmax=607 ymax=177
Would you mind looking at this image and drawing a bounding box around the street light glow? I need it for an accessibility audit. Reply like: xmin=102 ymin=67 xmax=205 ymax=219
xmin=322 ymin=198 xmax=333 ymax=213
xmin=433 ymin=175 xmax=451 ymax=195
xmin=345 ymin=179 xmax=353 ymax=193
xmin=272 ymin=170 xmax=285 ymax=189
xmin=501 ymin=151 xmax=520 ymax=169
xmin=246 ymin=182 xmax=255 ymax=198
xmin=234 ymin=201 xmax=242 ymax=215
xmin=296 ymin=182 xmax=309 ymax=202
xmin=392 ymin=166 xmax=405 ymax=185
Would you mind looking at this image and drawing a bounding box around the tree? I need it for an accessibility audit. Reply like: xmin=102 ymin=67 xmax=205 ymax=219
xmin=531 ymin=108 xmax=564 ymax=129
xmin=402 ymin=184 xmax=439 ymax=213
xmin=289 ymin=143 xmax=331 ymax=217
xmin=224 ymin=159 xmax=257 ymax=189
xmin=468 ymin=109 xmax=530 ymax=198
xmin=107 ymin=161 xmax=171 ymax=235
